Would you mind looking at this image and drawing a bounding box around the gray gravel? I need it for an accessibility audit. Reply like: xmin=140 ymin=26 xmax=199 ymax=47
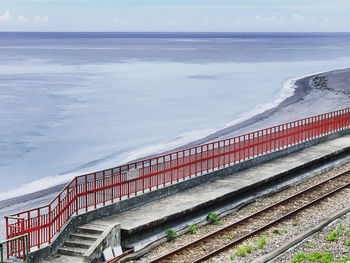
xmin=274 ymin=213 xmax=350 ymax=263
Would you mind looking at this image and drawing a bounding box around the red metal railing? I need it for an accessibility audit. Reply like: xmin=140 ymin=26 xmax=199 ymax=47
xmin=5 ymin=107 xmax=350 ymax=255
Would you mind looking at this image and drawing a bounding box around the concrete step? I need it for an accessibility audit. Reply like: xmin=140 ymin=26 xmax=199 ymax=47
xmin=70 ymin=237 xmax=95 ymax=245
xmin=76 ymin=225 xmax=104 ymax=235
xmin=58 ymin=247 xmax=87 ymax=257
xmin=40 ymin=255 xmax=84 ymax=263
xmin=64 ymin=240 xmax=92 ymax=249
xmin=70 ymin=233 xmax=99 ymax=242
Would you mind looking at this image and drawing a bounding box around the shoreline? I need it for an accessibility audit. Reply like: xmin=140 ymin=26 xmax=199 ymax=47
xmin=1 ymin=67 xmax=349 ymax=209
xmin=162 ymin=73 xmax=313 ymax=152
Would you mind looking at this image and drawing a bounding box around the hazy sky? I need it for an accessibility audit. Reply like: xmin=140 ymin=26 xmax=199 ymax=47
xmin=0 ymin=0 xmax=349 ymax=32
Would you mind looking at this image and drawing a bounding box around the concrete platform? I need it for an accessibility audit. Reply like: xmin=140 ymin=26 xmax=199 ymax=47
xmin=92 ymin=134 xmax=350 ymax=245
xmin=33 ymin=132 xmax=350 ymax=262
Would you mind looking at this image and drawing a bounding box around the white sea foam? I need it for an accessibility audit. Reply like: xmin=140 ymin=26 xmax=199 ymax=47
xmin=0 ymin=128 xmax=219 ymax=202
xmin=223 ymin=66 xmax=350 ymax=129
xmin=0 ymin=172 xmax=82 ymax=201
xmin=222 ymin=75 xmax=298 ymax=128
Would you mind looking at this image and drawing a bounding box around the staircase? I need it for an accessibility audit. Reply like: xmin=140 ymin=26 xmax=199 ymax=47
xmin=53 ymin=223 xmax=106 ymax=262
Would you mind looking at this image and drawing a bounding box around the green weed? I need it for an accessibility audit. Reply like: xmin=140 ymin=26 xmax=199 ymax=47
xmin=326 ymin=230 xmax=339 ymax=241
xmin=257 ymin=236 xmax=267 ymax=249
xmin=292 ymin=253 xmax=306 ymax=263
xmin=165 ymin=229 xmax=177 ymax=240
xmin=245 ymin=245 xmax=254 ymax=253
xmin=235 ymin=246 xmax=247 ymax=257
xmin=272 ymin=229 xmax=282 ymax=235
xmin=206 ymin=213 xmax=219 ymax=224
xmin=320 ymin=252 xmax=333 ymax=263
xmin=306 ymin=252 xmax=321 ymax=261
xmin=188 ymin=225 xmax=197 ymax=234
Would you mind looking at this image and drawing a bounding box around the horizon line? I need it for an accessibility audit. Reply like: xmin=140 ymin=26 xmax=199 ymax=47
xmin=0 ymin=31 xmax=350 ymax=33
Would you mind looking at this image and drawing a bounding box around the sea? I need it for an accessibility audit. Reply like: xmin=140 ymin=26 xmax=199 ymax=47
xmin=1 ymin=32 xmax=350 ymax=239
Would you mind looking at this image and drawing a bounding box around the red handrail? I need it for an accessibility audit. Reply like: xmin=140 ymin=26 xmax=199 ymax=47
xmin=5 ymin=107 xmax=350 ymax=254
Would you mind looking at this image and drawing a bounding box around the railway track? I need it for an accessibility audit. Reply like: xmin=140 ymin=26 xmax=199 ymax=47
xmin=149 ymin=169 xmax=350 ymax=263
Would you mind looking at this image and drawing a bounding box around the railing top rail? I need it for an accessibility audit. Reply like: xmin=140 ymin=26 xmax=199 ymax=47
xmin=0 ymin=234 xmax=28 ymax=244
xmin=8 ymin=204 xmax=50 ymax=218
xmin=6 ymin=106 xmax=350 ymax=219
xmin=5 ymin=215 xmax=25 ymax=220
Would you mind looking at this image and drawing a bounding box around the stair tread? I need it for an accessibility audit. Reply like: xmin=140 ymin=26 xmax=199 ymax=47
xmin=58 ymin=247 xmax=87 ymax=257
xmin=71 ymin=233 xmax=99 ymax=238
xmin=64 ymin=240 xmax=92 ymax=249
xmin=65 ymin=240 xmax=94 ymax=245
xmin=79 ymin=223 xmax=106 ymax=230
xmin=41 ymin=255 xmax=84 ymax=263
xmin=60 ymin=247 xmax=87 ymax=253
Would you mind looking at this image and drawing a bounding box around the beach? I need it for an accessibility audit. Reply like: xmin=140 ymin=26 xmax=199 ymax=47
xmin=157 ymin=67 xmax=350 ymax=153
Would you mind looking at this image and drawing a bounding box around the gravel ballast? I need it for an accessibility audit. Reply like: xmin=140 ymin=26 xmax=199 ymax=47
xmin=131 ymin=160 xmax=350 ymax=263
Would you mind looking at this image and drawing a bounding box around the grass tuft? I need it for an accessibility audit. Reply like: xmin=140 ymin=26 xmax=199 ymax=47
xmin=206 ymin=213 xmax=219 ymax=224
xmin=165 ymin=229 xmax=177 ymax=240
xmin=188 ymin=225 xmax=197 ymax=234
xmin=292 ymin=253 xmax=306 ymax=263
xmin=272 ymin=228 xmax=282 ymax=235
xmin=326 ymin=230 xmax=339 ymax=241
xmin=235 ymin=246 xmax=247 ymax=257
xmin=257 ymin=236 xmax=267 ymax=249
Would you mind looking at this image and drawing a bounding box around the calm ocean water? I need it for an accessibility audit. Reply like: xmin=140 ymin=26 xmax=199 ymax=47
xmin=1 ymin=32 xmax=350 ymax=202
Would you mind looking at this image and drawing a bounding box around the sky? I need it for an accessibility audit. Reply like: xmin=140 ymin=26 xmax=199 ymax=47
xmin=0 ymin=0 xmax=349 ymax=32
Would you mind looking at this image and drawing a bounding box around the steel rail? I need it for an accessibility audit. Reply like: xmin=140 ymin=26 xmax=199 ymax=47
xmin=150 ymin=170 xmax=350 ymax=263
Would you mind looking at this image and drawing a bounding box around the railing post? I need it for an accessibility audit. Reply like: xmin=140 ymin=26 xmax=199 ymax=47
xmin=127 ymin=165 xmax=130 ymax=198
xmin=58 ymin=195 xmax=61 ymax=232
xmin=163 ymin=156 xmax=166 ymax=186
xmin=21 ymin=228 xmax=25 ymax=259
xmin=85 ymin=175 xmax=88 ymax=212
xmin=112 ymin=169 xmax=115 ymax=202
xmin=102 ymin=171 xmax=105 ymax=206
xmin=94 ymin=173 xmax=97 ymax=209
xmin=170 ymin=155 xmax=173 ymax=184
xmin=176 ymin=153 xmax=179 ymax=182
xmin=75 ymin=177 xmax=78 ymax=215
xmin=156 ymin=159 xmax=159 ymax=189
xmin=25 ymin=235 xmax=29 ymax=263
xmin=37 ymin=210 xmax=40 ymax=249
xmin=194 ymin=148 xmax=197 ymax=177
xmin=5 ymin=217 xmax=8 ymax=240
xmin=48 ymin=205 xmax=51 ymax=244
xmin=142 ymin=162 xmax=145 ymax=192
xmin=119 ymin=167 xmax=122 ymax=200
